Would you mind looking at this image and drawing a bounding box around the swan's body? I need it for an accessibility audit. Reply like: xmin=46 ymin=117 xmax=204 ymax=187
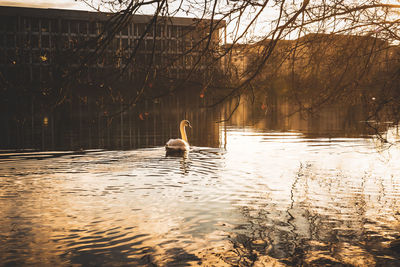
xmin=166 ymin=120 xmax=191 ymax=153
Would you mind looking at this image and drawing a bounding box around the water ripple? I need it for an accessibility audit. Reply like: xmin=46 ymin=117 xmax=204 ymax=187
xmin=1 ymin=131 xmax=400 ymax=265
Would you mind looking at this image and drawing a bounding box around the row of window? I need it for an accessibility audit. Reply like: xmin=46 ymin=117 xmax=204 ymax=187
xmin=0 ymin=49 xmax=48 ymax=64
xmin=0 ymin=16 xmax=190 ymax=39
xmin=0 ymin=48 xmax=198 ymax=68
xmin=0 ymin=34 xmax=196 ymax=55
xmin=0 ymin=60 xmax=198 ymax=83
xmin=0 ymin=33 xmax=192 ymax=47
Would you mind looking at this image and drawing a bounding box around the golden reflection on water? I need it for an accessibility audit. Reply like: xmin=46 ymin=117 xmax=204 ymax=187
xmin=1 ymin=126 xmax=400 ymax=266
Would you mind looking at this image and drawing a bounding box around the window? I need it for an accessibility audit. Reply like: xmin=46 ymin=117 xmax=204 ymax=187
xmin=170 ymin=40 xmax=177 ymax=52
xmin=31 ymin=18 xmax=39 ymax=32
xmin=88 ymin=36 xmax=97 ymax=46
xmin=122 ymin=25 xmax=128 ymax=36
xmin=137 ymin=40 xmax=145 ymax=52
xmin=61 ymin=35 xmax=69 ymax=49
xmin=32 ymin=66 xmax=40 ymax=82
xmin=122 ymin=38 xmax=128 ymax=49
xmin=41 ymin=66 xmax=51 ymax=80
xmin=5 ymin=17 xmax=17 ymax=32
xmin=122 ymin=52 xmax=129 ymax=65
xmin=137 ymin=24 xmax=146 ymax=36
xmin=61 ymin=20 xmax=69 ymax=33
xmin=21 ymin=49 xmax=31 ymax=63
xmin=50 ymin=19 xmax=58 ymax=33
xmin=32 ymin=50 xmax=40 ymax=63
xmin=155 ymin=40 xmax=161 ymax=51
xmin=147 ymin=26 xmax=154 ymax=37
xmin=6 ymin=34 xmax=16 ymax=47
xmin=5 ymin=66 xmax=17 ymax=82
xmin=20 ymin=66 xmax=30 ymax=80
xmin=79 ymin=21 xmax=87 ymax=34
xmin=97 ymin=55 xmax=104 ymax=65
xmin=98 ymin=22 xmax=105 ymax=33
xmin=136 ymin=54 xmax=145 ymax=65
xmin=22 ymin=17 xmax=30 ymax=32
xmin=50 ymin=36 xmax=56 ymax=49
xmin=42 ymin=35 xmax=50 ymax=48
xmin=0 ymin=51 xmax=5 ymax=64
xmin=146 ymin=40 xmax=154 ymax=52
xmin=133 ymin=24 xmax=139 ymax=37
xmin=185 ymin=56 xmax=192 ymax=67
xmin=154 ymin=53 xmax=161 ymax=65
xmin=31 ymin=34 xmax=39 ymax=48
xmin=156 ymin=25 xmax=163 ymax=37
xmin=89 ymin=67 xmax=97 ymax=81
xmin=105 ymin=52 xmax=113 ymax=65
xmin=7 ymin=49 xmax=16 ymax=63
xmin=70 ymin=36 xmax=78 ymax=48
xmin=0 ymin=17 xmax=6 ymax=32
xmin=113 ymin=38 xmax=120 ymax=50
xmin=129 ymin=24 xmax=135 ymax=37
xmin=171 ymin=26 xmax=177 ymax=37
xmin=70 ymin=21 xmax=78 ymax=34
xmin=41 ymin=19 xmax=49 ymax=32
xmin=89 ymin=22 xmax=97 ymax=34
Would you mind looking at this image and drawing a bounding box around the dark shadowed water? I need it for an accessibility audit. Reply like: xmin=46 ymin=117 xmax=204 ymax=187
xmin=1 ymin=101 xmax=400 ymax=266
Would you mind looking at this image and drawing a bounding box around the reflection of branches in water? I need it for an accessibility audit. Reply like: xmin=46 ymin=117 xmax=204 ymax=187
xmin=63 ymin=241 xmax=203 ymax=266
xmin=285 ymin=162 xmax=310 ymax=264
xmin=222 ymin=89 xmax=400 ymax=144
xmin=223 ymin=208 xmax=274 ymax=266
xmin=365 ymin=120 xmax=400 ymax=152
xmin=217 ymin=95 xmax=241 ymax=123
xmin=223 ymin=161 xmax=400 ymax=265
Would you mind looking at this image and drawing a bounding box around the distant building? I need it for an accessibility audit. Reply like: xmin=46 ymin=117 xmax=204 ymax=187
xmin=225 ymin=33 xmax=397 ymax=82
xmin=222 ymin=43 xmax=252 ymax=80
xmin=0 ymin=6 xmax=225 ymax=87
xmin=224 ymin=39 xmax=294 ymax=81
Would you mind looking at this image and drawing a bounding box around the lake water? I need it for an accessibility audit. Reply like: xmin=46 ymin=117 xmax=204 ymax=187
xmin=1 ymin=101 xmax=400 ymax=266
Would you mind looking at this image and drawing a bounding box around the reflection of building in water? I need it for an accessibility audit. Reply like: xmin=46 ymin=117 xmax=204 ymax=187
xmin=1 ymin=86 xmax=221 ymax=150
xmin=222 ymin=96 xmax=387 ymax=138
xmin=0 ymin=6 xmax=224 ymax=150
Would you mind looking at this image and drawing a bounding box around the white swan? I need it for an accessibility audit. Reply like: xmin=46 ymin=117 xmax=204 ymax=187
xmin=165 ymin=120 xmax=191 ymax=152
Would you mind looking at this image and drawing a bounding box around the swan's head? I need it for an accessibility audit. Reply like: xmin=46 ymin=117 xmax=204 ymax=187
xmin=181 ymin=120 xmax=192 ymax=128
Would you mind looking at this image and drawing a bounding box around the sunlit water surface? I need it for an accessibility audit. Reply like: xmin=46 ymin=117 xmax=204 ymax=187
xmin=1 ymin=127 xmax=400 ymax=266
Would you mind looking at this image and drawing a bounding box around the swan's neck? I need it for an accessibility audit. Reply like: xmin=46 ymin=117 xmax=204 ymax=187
xmin=180 ymin=123 xmax=188 ymax=143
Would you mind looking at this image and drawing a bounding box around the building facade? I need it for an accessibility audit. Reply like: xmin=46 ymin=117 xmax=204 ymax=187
xmin=0 ymin=6 xmax=225 ymax=87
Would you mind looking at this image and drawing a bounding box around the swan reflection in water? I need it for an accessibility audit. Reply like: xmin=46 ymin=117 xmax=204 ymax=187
xmin=165 ymin=120 xmax=191 ymax=156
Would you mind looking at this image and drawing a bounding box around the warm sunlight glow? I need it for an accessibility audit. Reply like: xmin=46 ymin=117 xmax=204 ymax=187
xmin=1 ymin=1 xmax=400 ymax=265
xmin=0 ymin=0 xmax=90 ymax=10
